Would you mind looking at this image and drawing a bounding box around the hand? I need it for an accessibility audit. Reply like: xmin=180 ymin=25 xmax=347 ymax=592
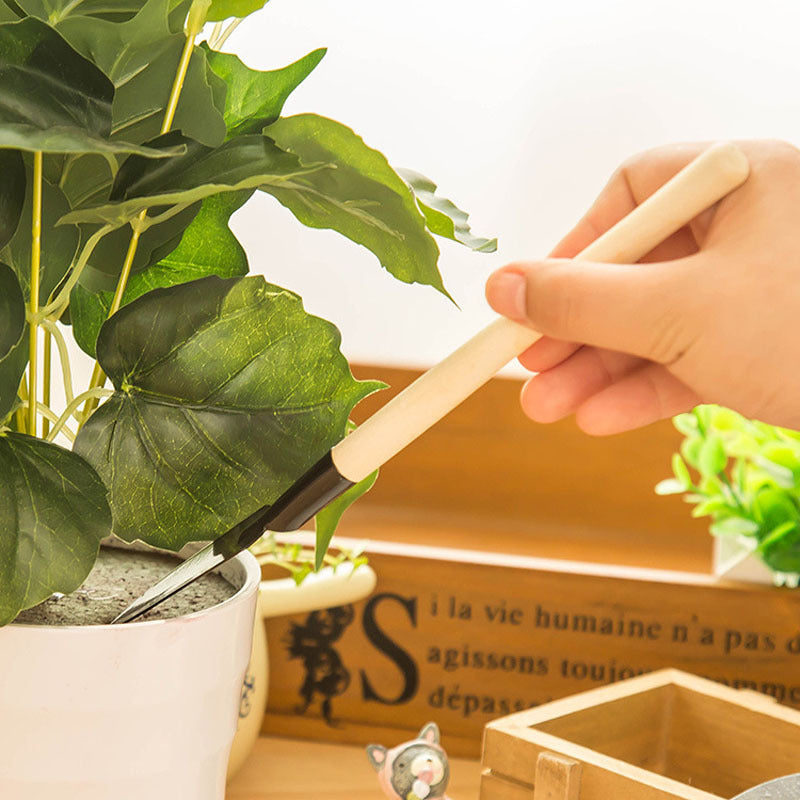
xmin=485 ymin=140 xmax=800 ymax=434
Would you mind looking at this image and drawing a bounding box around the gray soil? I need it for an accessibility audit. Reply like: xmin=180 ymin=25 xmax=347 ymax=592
xmin=14 ymin=547 xmax=237 ymax=626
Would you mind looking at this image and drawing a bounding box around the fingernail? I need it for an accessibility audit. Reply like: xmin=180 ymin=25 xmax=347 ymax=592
xmin=487 ymin=271 xmax=527 ymax=319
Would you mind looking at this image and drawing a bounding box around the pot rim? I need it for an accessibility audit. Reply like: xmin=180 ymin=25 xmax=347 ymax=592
xmin=9 ymin=541 xmax=261 ymax=632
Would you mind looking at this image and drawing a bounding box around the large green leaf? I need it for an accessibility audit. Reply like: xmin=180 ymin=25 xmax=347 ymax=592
xmin=0 ymin=263 xmax=26 ymax=421
xmin=111 ymin=42 xmax=226 ymax=148
xmin=16 ymin=0 xmax=189 ymax=26
xmin=0 ymin=432 xmax=111 ymax=625
xmin=60 ymin=133 xmax=321 ymax=228
xmin=0 ymin=2 xmax=19 ymax=21
xmin=207 ymin=0 xmax=266 ymax=21
xmin=204 ymin=45 xmax=325 ymax=138
xmin=0 ymin=169 xmax=79 ymax=305
xmin=0 ymin=339 xmax=26 ymax=425
xmin=79 ymin=202 xmax=201 ymax=292
xmin=57 ymin=153 xmax=115 ymax=209
xmin=261 ymin=114 xmax=448 ymax=294
xmin=71 ymin=189 xmax=251 ymax=355
xmin=74 ymin=275 xmax=381 ymax=549
xmin=0 ymin=18 xmax=183 ymax=158
xmin=16 ymin=0 xmax=133 ymax=22
xmin=55 ymin=0 xmax=175 ymax=88
xmin=0 ymin=263 xmax=24 ymax=357
xmin=399 ymin=168 xmax=497 ymax=253
xmin=0 ymin=150 xmax=25 ymax=249
xmin=56 ymin=0 xmax=226 ymax=148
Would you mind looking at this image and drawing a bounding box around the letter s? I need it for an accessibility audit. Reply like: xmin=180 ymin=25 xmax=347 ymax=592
xmin=360 ymin=593 xmax=419 ymax=705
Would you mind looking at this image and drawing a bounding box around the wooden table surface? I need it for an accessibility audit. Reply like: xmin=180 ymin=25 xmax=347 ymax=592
xmin=227 ymin=737 xmax=482 ymax=800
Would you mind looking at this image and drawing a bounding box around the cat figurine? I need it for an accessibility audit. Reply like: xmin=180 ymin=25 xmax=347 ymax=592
xmin=366 ymin=722 xmax=451 ymax=800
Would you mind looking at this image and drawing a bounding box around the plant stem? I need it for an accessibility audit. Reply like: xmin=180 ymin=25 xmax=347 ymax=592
xmin=719 ymin=469 xmax=748 ymax=514
xmin=214 ymin=17 xmax=242 ymax=49
xmin=208 ymin=20 xmax=223 ymax=47
xmin=36 ymin=402 xmax=76 ymax=444
xmin=48 ymin=388 xmax=113 ymax=443
xmin=81 ymin=0 xmax=211 ymax=423
xmin=27 ymin=151 xmax=43 ymax=437
xmin=163 ymin=0 xmax=210 ymax=131
xmin=40 ymin=319 xmax=74 ymax=406
xmin=42 ymin=327 xmax=51 ymax=437
xmin=39 ymin=225 xmax=111 ymax=320
xmin=80 ymin=219 xmax=143 ymax=417
xmin=15 ymin=374 xmax=28 ymax=434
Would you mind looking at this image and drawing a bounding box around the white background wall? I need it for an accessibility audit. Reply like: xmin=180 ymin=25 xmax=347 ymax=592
xmin=60 ymin=0 xmax=800 ymax=400
xmin=225 ymin=0 xmax=800 ymax=376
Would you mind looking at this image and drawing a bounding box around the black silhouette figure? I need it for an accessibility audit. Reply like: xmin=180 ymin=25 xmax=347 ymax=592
xmin=284 ymin=605 xmax=355 ymax=725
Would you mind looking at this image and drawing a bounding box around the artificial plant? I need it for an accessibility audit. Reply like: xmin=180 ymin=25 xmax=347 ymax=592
xmin=0 ymin=0 xmax=495 ymax=625
xmin=657 ymin=405 xmax=800 ymax=577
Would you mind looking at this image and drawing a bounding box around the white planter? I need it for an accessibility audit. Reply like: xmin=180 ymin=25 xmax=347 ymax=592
xmin=0 ymin=542 xmax=261 ymax=800
xmin=713 ymin=535 xmax=800 ymax=588
xmin=226 ymin=562 xmax=377 ymax=779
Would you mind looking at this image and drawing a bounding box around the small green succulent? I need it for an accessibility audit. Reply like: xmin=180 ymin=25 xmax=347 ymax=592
xmin=250 ymin=532 xmax=367 ymax=586
xmin=657 ymin=405 xmax=800 ymax=577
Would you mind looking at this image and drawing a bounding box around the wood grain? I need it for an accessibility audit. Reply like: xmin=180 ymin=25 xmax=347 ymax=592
xmin=262 ymin=534 xmax=800 ymax=758
xmin=345 ymin=364 xmax=711 ymax=573
xmin=226 ymin=736 xmax=481 ymax=800
xmin=533 ymin=753 xmax=581 ymax=800
xmin=482 ymin=670 xmax=800 ymax=800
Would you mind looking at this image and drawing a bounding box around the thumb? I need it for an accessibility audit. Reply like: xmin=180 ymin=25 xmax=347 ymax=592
xmin=485 ymin=257 xmax=702 ymax=364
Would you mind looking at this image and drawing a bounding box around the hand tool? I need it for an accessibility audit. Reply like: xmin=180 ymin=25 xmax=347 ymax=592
xmin=112 ymin=142 xmax=750 ymax=625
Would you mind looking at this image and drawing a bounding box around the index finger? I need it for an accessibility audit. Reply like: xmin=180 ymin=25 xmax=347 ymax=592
xmin=549 ymin=141 xmax=713 ymax=260
xmin=527 ymin=142 xmax=715 ymax=373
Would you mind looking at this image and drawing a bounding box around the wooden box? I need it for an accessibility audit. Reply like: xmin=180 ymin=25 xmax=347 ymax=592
xmin=481 ymin=669 xmax=800 ymax=800
xmin=263 ymin=538 xmax=800 ymax=758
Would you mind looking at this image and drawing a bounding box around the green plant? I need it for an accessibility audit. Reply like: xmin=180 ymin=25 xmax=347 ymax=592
xmin=656 ymin=405 xmax=800 ymax=576
xmin=0 ymin=0 xmax=495 ymax=625
xmin=250 ymin=532 xmax=368 ymax=586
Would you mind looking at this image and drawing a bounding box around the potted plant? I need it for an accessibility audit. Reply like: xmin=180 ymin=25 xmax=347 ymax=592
xmin=657 ymin=405 xmax=800 ymax=586
xmin=0 ymin=0 xmax=494 ymax=795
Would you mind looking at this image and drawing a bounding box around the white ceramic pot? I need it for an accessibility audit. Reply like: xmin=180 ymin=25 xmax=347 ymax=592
xmin=0 ymin=542 xmax=261 ymax=800
xmin=226 ymin=562 xmax=377 ymax=779
xmin=713 ymin=535 xmax=800 ymax=587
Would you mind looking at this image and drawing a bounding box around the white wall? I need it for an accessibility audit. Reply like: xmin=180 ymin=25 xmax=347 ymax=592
xmin=226 ymin=0 xmax=800 ymax=375
xmin=59 ymin=0 xmax=800 ymax=410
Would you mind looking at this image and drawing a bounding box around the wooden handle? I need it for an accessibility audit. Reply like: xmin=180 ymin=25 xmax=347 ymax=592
xmin=332 ymin=142 xmax=750 ymax=483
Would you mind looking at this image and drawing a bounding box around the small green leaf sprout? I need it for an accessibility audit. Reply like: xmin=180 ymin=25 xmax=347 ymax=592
xmin=249 ymin=532 xmax=368 ymax=587
xmin=657 ymin=405 xmax=800 ymax=582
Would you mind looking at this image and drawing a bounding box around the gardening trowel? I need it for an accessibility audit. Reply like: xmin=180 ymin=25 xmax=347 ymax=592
xmin=113 ymin=142 xmax=750 ymax=624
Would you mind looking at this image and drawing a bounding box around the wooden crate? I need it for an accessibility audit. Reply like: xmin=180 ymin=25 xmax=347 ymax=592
xmin=481 ymin=669 xmax=800 ymax=800
xmin=262 ymin=535 xmax=800 ymax=758
xmin=260 ymin=365 xmax=800 ymax=757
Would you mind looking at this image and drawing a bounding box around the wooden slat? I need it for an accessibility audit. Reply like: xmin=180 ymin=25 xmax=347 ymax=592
xmin=533 ymin=686 xmax=673 ymax=775
xmin=533 ymin=753 xmax=582 ymax=800
xmin=483 ymin=726 xmax=717 ymax=800
xmin=664 ymin=686 xmax=800 ymax=796
xmin=486 ymin=670 xmax=687 ymax=733
xmin=481 ymin=770 xmax=536 ymax=800
xmin=264 ymin=538 xmax=800 ymax=757
xmin=346 ymin=364 xmax=711 ymax=573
